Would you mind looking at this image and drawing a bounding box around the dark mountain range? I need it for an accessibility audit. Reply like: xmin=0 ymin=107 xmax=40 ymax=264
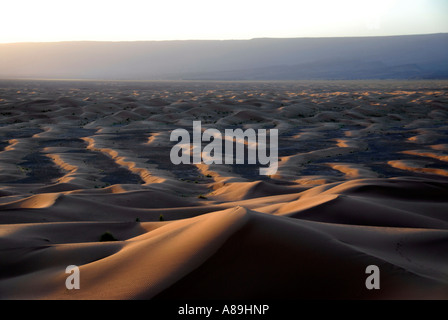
xmin=0 ymin=33 xmax=447 ymax=80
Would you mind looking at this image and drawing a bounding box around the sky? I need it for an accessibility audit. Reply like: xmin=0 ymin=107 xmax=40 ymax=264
xmin=1 ymin=0 xmax=447 ymax=43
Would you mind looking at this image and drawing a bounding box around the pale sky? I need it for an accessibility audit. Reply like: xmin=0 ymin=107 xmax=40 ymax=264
xmin=1 ymin=0 xmax=447 ymax=43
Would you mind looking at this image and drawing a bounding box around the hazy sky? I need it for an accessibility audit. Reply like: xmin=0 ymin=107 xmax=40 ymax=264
xmin=1 ymin=0 xmax=447 ymax=43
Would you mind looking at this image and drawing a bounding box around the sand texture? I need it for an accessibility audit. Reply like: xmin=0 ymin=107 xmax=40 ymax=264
xmin=0 ymin=79 xmax=447 ymax=300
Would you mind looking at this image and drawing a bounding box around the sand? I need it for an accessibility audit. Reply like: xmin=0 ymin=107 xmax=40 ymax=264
xmin=0 ymin=79 xmax=447 ymax=299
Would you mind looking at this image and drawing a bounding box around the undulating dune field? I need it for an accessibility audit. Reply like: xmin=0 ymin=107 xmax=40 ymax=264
xmin=0 ymin=79 xmax=447 ymax=299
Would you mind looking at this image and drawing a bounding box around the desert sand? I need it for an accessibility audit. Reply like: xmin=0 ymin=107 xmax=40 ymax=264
xmin=0 ymin=79 xmax=447 ymax=300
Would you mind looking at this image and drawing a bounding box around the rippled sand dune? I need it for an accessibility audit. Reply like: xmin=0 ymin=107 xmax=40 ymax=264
xmin=0 ymin=79 xmax=447 ymax=299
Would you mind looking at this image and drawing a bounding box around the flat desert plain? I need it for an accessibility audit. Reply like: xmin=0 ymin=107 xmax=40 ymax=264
xmin=0 ymin=79 xmax=447 ymax=300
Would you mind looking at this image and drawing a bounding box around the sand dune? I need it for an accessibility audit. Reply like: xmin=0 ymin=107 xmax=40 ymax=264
xmin=0 ymin=79 xmax=447 ymax=300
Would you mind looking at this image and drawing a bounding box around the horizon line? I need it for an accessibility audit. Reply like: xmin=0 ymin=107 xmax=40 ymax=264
xmin=1 ymin=32 xmax=447 ymax=45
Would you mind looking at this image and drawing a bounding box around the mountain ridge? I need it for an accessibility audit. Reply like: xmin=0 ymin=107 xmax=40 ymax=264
xmin=1 ymin=33 xmax=447 ymax=80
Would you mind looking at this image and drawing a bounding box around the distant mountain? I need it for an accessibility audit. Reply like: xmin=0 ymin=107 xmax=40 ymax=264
xmin=0 ymin=33 xmax=447 ymax=80
xmin=184 ymin=60 xmax=428 ymax=80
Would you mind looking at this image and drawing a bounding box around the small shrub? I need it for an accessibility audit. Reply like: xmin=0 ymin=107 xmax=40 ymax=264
xmin=99 ymin=231 xmax=118 ymax=242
